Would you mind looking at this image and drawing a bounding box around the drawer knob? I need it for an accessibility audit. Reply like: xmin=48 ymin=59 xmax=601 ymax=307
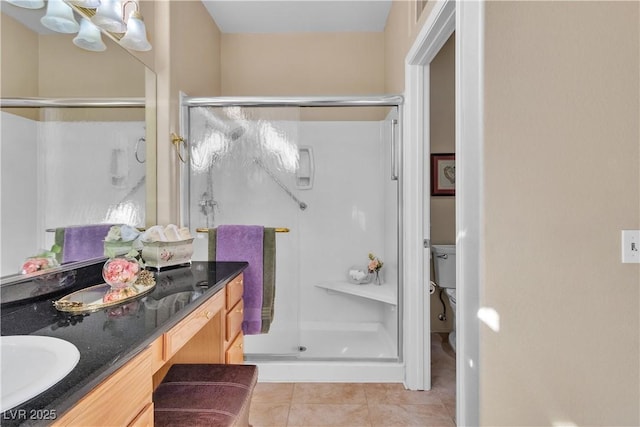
xmin=235 ymin=308 xmax=244 ymax=314
xmin=204 ymin=311 xmax=213 ymax=320
xmin=237 ymin=343 xmax=243 ymax=349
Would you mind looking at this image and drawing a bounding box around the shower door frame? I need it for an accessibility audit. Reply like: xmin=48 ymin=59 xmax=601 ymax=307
xmin=179 ymin=95 xmax=404 ymax=362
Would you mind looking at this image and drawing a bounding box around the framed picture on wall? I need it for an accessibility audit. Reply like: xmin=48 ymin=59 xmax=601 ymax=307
xmin=431 ymin=153 xmax=455 ymax=196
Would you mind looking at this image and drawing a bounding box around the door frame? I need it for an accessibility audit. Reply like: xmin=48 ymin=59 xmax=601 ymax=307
xmin=402 ymin=1 xmax=484 ymax=425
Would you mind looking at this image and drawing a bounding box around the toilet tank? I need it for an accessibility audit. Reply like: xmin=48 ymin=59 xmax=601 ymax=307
xmin=432 ymin=245 xmax=456 ymax=289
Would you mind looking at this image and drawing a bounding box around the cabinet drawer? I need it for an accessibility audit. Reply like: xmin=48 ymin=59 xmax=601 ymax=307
xmin=128 ymin=403 xmax=153 ymax=427
xmin=164 ymin=291 xmax=224 ymax=360
xmin=226 ymin=299 xmax=244 ymax=342
xmin=54 ymin=349 xmax=152 ymax=426
xmin=226 ymin=274 xmax=243 ymax=309
xmin=225 ymin=332 xmax=244 ymax=364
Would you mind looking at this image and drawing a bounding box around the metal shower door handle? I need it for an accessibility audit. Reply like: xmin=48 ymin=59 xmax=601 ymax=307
xmin=391 ymin=119 xmax=398 ymax=181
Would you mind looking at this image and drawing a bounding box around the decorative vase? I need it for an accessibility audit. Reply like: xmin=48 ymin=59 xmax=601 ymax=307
xmin=373 ymin=270 xmax=383 ymax=286
xmin=102 ymin=256 xmax=140 ymax=290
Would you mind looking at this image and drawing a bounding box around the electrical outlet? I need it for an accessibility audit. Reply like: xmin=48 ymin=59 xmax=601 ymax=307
xmin=621 ymin=230 xmax=640 ymax=263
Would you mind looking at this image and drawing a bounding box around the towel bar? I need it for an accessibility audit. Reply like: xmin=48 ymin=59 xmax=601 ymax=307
xmin=46 ymin=227 xmax=146 ymax=232
xmin=196 ymin=227 xmax=290 ymax=233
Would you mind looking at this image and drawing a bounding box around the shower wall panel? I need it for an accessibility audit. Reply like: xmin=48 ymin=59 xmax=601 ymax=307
xmin=297 ymin=122 xmax=388 ymax=324
xmin=41 ymin=120 xmax=146 ymax=237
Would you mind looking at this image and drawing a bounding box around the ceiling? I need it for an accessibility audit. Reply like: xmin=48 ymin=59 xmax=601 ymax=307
xmin=201 ymin=0 xmax=393 ymax=33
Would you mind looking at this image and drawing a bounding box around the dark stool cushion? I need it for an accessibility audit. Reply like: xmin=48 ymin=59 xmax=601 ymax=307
xmin=154 ymin=364 xmax=258 ymax=427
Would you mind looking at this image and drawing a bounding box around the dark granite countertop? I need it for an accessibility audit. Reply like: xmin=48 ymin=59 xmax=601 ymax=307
xmin=0 ymin=260 xmax=248 ymax=426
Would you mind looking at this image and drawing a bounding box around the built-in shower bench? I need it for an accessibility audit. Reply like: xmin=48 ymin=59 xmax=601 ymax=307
xmin=315 ymin=281 xmax=397 ymax=305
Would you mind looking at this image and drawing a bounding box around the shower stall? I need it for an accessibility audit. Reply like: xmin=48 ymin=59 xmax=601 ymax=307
xmin=181 ymin=95 xmax=403 ymax=381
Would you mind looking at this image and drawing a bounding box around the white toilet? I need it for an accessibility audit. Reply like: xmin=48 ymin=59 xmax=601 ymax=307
xmin=432 ymin=245 xmax=457 ymax=352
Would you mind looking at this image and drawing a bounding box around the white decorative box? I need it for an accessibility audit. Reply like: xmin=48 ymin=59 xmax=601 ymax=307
xmin=141 ymin=238 xmax=194 ymax=269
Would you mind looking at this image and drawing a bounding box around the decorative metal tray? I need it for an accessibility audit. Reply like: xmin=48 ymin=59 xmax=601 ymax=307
xmin=53 ymin=280 xmax=156 ymax=314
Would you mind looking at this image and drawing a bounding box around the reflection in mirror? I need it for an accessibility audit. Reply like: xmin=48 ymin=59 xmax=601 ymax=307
xmin=0 ymin=2 xmax=155 ymax=280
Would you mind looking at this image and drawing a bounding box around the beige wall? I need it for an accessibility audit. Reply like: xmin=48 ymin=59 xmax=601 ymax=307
xmin=220 ymin=32 xmax=385 ymax=121
xmin=153 ymin=0 xmax=222 ymax=224
xmin=221 ymin=32 xmax=384 ymax=96
xmin=171 ymin=0 xmax=221 ymax=98
xmin=1 ymin=13 xmax=39 ymax=120
xmin=38 ymin=35 xmax=144 ymax=99
xmin=384 ymin=0 xmax=436 ymax=93
xmin=482 ymin=1 xmax=639 ymax=425
xmin=1 ymin=13 xmax=38 ymax=98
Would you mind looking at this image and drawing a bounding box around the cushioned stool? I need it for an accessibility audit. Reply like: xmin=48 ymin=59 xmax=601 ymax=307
xmin=154 ymin=364 xmax=258 ymax=427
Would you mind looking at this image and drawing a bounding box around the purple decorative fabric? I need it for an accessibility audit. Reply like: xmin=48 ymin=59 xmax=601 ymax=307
xmin=216 ymin=225 xmax=264 ymax=335
xmin=61 ymin=224 xmax=113 ymax=263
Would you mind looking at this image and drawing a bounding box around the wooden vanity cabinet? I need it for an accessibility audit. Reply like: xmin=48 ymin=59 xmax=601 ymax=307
xmin=224 ymin=274 xmax=245 ymax=364
xmin=163 ymin=286 xmax=226 ymax=361
xmin=52 ymin=349 xmax=153 ymax=427
xmin=56 ymin=273 xmax=245 ymax=426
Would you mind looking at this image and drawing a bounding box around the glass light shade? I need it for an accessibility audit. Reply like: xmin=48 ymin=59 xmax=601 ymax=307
xmin=40 ymin=0 xmax=80 ymax=33
xmin=92 ymin=0 xmax=125 ymax=33
xmin=6 ymin=0 xmax=45 ymax=9
xmin=67 ymin=0 xmax=102 ymax=7
xmin=119 ymin=11 xmax=151 ymax=51
xmin=73 ymin=18 xmax=106 ymax=52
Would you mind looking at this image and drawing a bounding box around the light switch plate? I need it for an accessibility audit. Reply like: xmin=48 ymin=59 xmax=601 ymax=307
xmin=621 ymin=230 xmax=640 ymax=263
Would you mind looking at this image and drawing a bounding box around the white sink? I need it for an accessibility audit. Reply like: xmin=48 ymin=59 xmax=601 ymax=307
xmin=1 ymin=335 xmax=80 ymax=412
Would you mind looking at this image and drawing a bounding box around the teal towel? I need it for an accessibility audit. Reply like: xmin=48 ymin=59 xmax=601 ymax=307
xmin=54 ymin=228 xmax=65 ymax=264
xmin=208 ymin=228 xmax=217 ymax=261
xmin=261 ymin=228 xmax=276 ymax=333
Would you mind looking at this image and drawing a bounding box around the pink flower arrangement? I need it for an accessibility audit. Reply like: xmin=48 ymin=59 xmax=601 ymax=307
xmin=368 ymin=253 xmax=383 ymax=273
xmin=21 ymin=257 xmax=57 ymax=274
xmin=103 ymin=257 xmax=140 ymax=289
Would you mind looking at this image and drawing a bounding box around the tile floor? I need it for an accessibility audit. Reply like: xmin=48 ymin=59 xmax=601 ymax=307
xmin=249 ymin=333 xmax=456 ymax=427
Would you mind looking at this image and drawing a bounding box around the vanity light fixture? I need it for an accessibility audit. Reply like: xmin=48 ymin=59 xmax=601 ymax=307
xmin=118 ymin=2 xmax=152 ymax=51
xmin=84 ymin=0 xmax=152 ymax=52
xmin=40 ymin=0 xmax=80 ymax=34
xmin=10 ymin=0 xmax=153 ymax=52
xmin=73 ymin=17 xmax=107 ymax=52
xmin=91 ymin=0 xmax=126 ymax=33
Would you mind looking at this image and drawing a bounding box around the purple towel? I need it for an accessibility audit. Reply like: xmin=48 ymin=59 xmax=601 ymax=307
xmin=216 ymin=225 xmax=264 ymax=335
xmin=60 ymin=224 xmax=113 ymax=264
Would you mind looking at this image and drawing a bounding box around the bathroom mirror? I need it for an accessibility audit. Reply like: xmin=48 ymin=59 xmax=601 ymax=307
xmin=0 ymin=2 xmax=156 ymax=281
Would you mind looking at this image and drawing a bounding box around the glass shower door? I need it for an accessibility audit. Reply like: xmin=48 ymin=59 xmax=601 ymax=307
xmin=184 ymin=101 xmax=401 ymax=364
xmin=187 ymin=105 xmax=303 ymax=358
